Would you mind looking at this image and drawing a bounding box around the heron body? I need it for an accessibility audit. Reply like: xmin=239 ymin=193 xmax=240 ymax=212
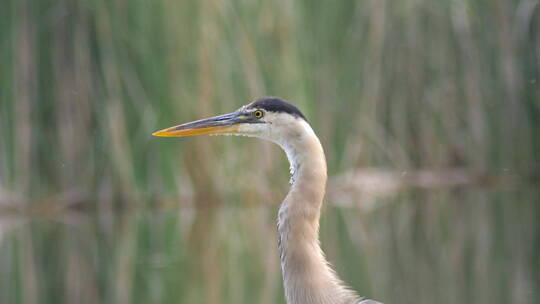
xmin=153 ymin=97 xmax=381 ymax=304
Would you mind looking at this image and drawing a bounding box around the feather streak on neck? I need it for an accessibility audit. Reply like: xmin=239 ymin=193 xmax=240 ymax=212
xmin=276 ymin=121 xmax=360 ymax=304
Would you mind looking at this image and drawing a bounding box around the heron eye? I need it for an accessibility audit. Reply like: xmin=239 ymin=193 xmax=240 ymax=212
xmin=253 ymin=110 xmax=264 ymax=119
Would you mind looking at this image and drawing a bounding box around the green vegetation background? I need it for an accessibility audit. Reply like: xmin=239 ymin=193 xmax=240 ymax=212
xmin=1 ymin=0 xmax=538 ymax=203
xmin=0 ymin=0 xmax=539 ymax=303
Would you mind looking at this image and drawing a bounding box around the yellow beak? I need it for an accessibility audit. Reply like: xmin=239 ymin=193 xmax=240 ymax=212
xmin=152 ymin=111 xmax=244 ymax=137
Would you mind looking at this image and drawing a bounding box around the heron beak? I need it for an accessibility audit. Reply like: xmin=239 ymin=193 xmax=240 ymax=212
xmin=152 ymin=111 xmax=246 ymax=137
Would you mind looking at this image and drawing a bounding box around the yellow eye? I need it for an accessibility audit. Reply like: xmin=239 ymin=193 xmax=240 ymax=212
xmin=254 ymin=110 xmax=264 ymax=119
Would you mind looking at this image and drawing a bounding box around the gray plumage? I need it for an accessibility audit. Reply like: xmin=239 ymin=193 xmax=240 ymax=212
xmin=153 ymin=97 xmax=383 ymax=304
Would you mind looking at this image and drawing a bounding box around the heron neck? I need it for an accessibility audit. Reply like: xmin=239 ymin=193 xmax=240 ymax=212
xmin=276 ymin=125 xmax=359 ymax=304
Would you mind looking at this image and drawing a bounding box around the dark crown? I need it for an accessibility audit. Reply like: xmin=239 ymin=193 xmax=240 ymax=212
xmin=247 ymin=97 xmax=306 ymax=120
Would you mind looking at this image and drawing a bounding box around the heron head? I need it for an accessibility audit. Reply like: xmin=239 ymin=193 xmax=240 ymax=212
xmin=153 ymin=97 xmax=308 ymax=144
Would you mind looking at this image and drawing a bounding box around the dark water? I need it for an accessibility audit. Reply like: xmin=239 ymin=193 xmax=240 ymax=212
xmin=1 ymin=186 xmax=538 ymax=304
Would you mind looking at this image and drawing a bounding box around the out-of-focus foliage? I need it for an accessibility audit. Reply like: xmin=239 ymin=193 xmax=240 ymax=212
xmin=0 ymin=0 xmax=538 ymax=205
xmin=1 ymin=1 xmax=540 ymax=304
xmin=1 ymin=188 xmax=539 ymax=304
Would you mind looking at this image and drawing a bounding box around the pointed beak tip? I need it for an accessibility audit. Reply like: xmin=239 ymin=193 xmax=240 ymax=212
xmin=152 ymin=130 xmax=164 ymax=137
xmin=152 ymin=128 xmax=177 ymax=137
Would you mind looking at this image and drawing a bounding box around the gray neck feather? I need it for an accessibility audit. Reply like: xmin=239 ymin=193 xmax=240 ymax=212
xmin=274 ymin=123 xmax=362 ymax=304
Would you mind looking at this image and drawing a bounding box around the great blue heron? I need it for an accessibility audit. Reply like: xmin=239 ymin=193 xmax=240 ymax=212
xmin=153 ymin=97 xmax=382 ymax=304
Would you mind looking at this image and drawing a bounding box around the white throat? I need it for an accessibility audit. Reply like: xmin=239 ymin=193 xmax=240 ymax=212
xmin=279 ymin=121 xmax=317 ymax=185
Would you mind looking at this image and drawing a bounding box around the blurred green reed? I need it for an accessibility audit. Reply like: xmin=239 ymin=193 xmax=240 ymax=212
xmin=1 ymin=2 xmax=539 ymax=304
xmin=0 ymin=0 xmax=538 ymax=205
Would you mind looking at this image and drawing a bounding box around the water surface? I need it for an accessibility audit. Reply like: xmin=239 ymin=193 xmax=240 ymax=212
xmin=1 ymin=186 xmax=538 ymax=304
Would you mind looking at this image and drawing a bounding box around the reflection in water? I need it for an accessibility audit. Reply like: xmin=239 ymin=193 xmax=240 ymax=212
xmin=0 ymin=187 xmax=538 ymax=304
